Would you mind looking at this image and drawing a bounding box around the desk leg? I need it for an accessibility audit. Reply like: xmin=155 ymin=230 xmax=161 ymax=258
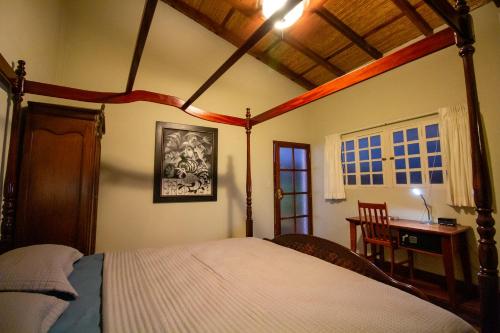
xmin=458 ymin=233 xmax=473 ymax=298
xmin=349 ymin=223 xmax=357 ymax=253
xmin=442 ymin=236 xmax=457 ymax=308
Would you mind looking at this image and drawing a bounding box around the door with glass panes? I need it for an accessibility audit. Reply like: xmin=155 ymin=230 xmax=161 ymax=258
xmin=273 ymin=141 xmax=313 ymax=236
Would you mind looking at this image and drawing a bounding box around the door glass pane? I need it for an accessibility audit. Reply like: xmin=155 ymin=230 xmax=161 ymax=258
xmin=429 ymin=170 xmax=444 ymax=184
xmin=294 ymin=148 xmax=306 ymax=169
xmin=396 ymin=172 xmax=407 ymax=184
xmin=280 ymin=195 xmax=294 ymax=218
xmin=295 ymin=194 xmax=308 ymax=216
xmin=295 ymin=171 xmax=307 ymax=192
xmin=410 ymin=171 xmax=422 ymax=184
xmin=280 ymin=147 xmax=293 ymax=169
xmin=406 ymin=128 xmax=419 ymax=141
xmin=361 ymin=174 xmax=370 ymax=185
xmin=425 ymin=124 xmax=439 ymax=138
xmin=296 ymin=217 xmax=308 ymax=234
xmin=280 ymin=171 xmax=293 ymax=193
xmin=281 ymin=219 xmax=294 ymax=234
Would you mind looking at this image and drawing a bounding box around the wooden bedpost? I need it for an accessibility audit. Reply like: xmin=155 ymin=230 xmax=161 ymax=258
xmin=245 ymin=108 xmax=253 ymax=237
xmin=1 ymin=60 xmax=26 ymax=250
xmin=455 ymin=1 xmax=498 ymax=331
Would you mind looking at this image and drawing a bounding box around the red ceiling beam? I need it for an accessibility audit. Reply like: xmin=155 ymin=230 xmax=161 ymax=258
xmin=126 ymin=0 xmax=158 ymax=92
xmin=24 ymin=80 xmax=246 ymax=127
xmin=252 ymin=28 xmax=455 ymax=125
xmin=182 ymin=0 xmax=302 ymax=110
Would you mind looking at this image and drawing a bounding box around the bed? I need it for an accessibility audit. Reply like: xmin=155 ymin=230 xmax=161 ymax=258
xmin=0 ymin=0 xmax=497 ymax=332
xmin=0 ymin=237 xmax=473 ymax=333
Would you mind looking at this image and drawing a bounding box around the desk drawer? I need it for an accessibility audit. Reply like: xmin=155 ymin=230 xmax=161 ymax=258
xmin=399 ymin=231 xmax=442 ymax=254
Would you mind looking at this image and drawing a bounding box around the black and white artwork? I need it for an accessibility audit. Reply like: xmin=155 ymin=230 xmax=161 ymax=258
xmin=154 ymin=122 xmax=218 ymax=203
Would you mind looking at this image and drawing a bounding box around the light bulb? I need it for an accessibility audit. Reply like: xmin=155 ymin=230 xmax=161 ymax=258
xmin=412 ymin=188 xmax=422 ymax=196
xmin=262 ymin=0 xmax=306 ymax=29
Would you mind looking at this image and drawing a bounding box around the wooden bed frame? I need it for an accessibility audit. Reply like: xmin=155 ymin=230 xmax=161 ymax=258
xmin=0 ymin=0 xmax=497 ymax=331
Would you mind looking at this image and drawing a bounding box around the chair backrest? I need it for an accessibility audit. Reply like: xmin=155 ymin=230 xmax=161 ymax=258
xmin=358 ymin=201 xmax=391 ymax=244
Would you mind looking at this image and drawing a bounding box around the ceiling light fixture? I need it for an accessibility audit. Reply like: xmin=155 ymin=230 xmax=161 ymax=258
xmin=262 ymin=0 xmax=308 ymax=30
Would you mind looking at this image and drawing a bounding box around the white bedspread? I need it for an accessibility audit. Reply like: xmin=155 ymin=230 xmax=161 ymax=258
xmin=103 ymin=237 xmax=475 ymax=333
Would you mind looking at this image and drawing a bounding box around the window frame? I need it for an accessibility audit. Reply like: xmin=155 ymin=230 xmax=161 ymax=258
xmin=341 ymin=116 xmax=446 ymax=189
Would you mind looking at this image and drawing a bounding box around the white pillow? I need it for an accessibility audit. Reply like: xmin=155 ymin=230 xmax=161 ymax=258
xmin=0 ymin=244 xmax=83 ymax=299
xmin=0 ymin=292 xmax=69 ymax=333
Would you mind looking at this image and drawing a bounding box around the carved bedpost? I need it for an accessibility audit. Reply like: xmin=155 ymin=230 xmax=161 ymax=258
xmin=245 ymin=108 xmax=253 ymax=237
xmin=455 ymin=1 xmax=498 ymax=331
xmin=1 ymin=60 xmax=26 ymax=249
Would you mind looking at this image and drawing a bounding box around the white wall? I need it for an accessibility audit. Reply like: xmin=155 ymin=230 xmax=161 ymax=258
xmin=303 ymin=3 xmax=500 ymax=280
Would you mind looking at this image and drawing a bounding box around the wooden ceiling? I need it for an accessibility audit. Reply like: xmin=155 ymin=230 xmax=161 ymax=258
xmin=161 ymin=0 xmax=491 ymax=90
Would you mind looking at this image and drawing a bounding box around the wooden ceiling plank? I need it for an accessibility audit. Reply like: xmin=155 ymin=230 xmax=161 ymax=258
xmin=182 ymin=0 xmax=302 ymax=110
xmin=391 ymin=0 xmax=433 ymax=36
xmin=282 ymin=34 xmax=345 ymax=76
xmin=315 ymin=7 xmax=383 ymax=59
xmin=422 ymin=0 xmax=466 ymax=39
xmin=126 ymin=0 xmax=158 ymax=93
xmin=221 ymin=7 xmax=236 ymax=28
xmin=252 ymin=28 xmax=455 ymax=125
xmin=162 ymin=0 xmax=313 ymax=90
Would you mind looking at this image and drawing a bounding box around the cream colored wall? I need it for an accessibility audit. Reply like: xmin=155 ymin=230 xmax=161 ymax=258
xmin=303 ymin=3 xmax=500 ymax=280
xmin=47 ymin=0 xmax=307 ymax=251
xmin=0 ymin=0 xmax=64 ymax=222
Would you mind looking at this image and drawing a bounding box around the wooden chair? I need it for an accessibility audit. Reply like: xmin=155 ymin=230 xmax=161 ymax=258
xmin=358 ymin=201 xmax=413 ymax=278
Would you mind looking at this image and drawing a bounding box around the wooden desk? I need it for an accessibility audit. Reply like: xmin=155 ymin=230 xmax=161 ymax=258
xmin=346 ymin=217 xmax=472 ymax=308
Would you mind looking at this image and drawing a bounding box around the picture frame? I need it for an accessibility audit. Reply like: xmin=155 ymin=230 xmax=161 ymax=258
xmin=153 ymin=121 xmax=218 ymax=203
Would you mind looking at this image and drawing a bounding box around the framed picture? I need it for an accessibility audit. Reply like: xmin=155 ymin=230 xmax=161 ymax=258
xmin=154 ymin=122 xmax=218 ymax=203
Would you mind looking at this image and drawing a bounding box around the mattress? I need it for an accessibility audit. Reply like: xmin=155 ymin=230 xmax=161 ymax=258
xmin=103 ymin=237 xmax=475 ymax=333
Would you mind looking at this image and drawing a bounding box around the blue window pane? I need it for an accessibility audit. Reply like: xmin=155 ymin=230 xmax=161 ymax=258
xmin=410 ymin=171 xmax=422 ymax=184
xmin=425 ymin=124 xmax=439 ymax=138
xmin=359 ymin=150 xmax=369 ymax=161
xmin=428 ymin=155 xmax=442 ymax=168
xmin=429 ymin=170 xmax=444 ymax=184
xmin=408 ymin=143 xmax=420 ymax=155
xmin=409 ymin=157 xmax=421 ymax=169
xmin=347 ymin=163 xmax=356 ymax=173
xmin=371 ymin=148 xmax=382 ymax=159
xmin=346 ymin=152 xmax=355 ymax=162
xmin=342 ymin=164 xmax=346 ymax=173
xmin=407 ymin=128 xmax=419 ymax=141
xmin=394 ymin=145 xmax=405 ymax=156
xmin=395 ymin=158 xmax=406 ymax=169
xmin=372 ymin=161 xmax=382 ymax=172
xmin=347 ymin=175 xmax=356 ymax=185
xmin=393 ymin=131 xmax=404 ymax=144
xmin=294 ymin=148 xmax=306 ymax=169
xmin=359 ymin=137 xmax=369 ymax=149
xmin=396 ymin=172 xmax=407 ymax=184
xmin=345 ymin=140 xmax=355 ymax=151
xmin=280 ymin=147 xmax=293 ymax=168
xmin=361 ymin=174 xmax=371 ymax=185
xmin=341 ymin=142 xmax=345 ymax=152
xmin=427 ymin=140 xmax=441 ymax=153
xmin=341 ymin=153 xmax=345 ymax=162
xmin=360 ymin=162 xmax=370 ymax=172
xmin=370 ymin=135 xmax=381 ymax=147
xmin=372 ymin=174 xmax=383 ymax=185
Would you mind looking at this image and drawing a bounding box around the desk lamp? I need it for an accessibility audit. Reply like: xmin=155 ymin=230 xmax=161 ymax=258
xmin=412 ymin=188 xmax=431 ymax=223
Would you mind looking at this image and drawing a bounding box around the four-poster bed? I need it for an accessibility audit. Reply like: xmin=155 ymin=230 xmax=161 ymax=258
xmin=0 ymin=0 xmax=497 ymax=331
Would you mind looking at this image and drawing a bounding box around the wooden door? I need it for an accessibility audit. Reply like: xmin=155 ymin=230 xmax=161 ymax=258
xmin=273 ymin=141 xmax=313 ymax=236
xmin=15 ymin=102 xmax=103 ymax=255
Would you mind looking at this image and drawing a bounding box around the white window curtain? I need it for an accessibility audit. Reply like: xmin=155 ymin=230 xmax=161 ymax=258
xmin=439 ymin=104 xmax=474 ymax=207
xmin=324 ymin=134 xmax=345 ymax=200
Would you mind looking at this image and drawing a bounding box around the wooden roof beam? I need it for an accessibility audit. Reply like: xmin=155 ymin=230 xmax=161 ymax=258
xmin=423 ymin=0 xmax=469 ymax=40
xmin=314 ymin=7 xmax=383 ymax=59
xmin=281 ymin=34 xmax=345 ymax=77
xmin=390 ymin=0 xmax=433 ymax=36
xmin=182 ymin=0 xmax=302 ymax=110
xmin=252 ymin=28 xmax=455 ymax=125
xmin=126 ymin=0 xmax=158 ymax=93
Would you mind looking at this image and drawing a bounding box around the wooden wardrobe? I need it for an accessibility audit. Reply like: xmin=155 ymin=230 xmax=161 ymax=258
xmin=13 ymin=102 xmax=104 ymax=255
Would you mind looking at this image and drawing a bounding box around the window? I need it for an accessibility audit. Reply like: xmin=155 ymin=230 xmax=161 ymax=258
xmin=341 ymin=119 xmax=444 ymax=187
